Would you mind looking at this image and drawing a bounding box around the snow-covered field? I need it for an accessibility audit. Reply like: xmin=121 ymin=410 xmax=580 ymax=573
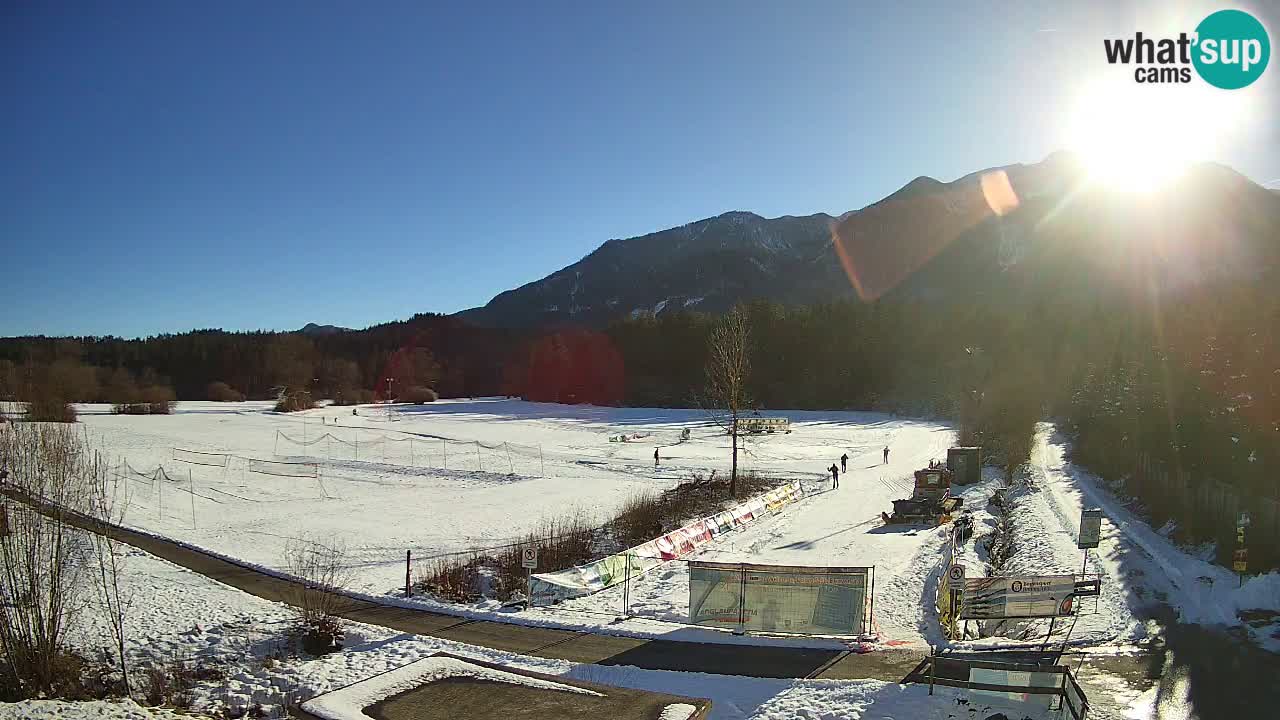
xmin=71 ymin=400 xmax=1279 ymax=655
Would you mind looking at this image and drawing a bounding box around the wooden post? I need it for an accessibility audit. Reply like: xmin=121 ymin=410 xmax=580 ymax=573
xmin=189 ymin=468 xmax=196 ymax=529
xmin=505 ymin=443 xmax=514 ymax=474
xmin=405 ymin=550 xmax=412 ymax=598
xmin=409 ymin=438 xmax=415 ymax=467
xmin=273 ymin=430 xmax=279 ymax=456
xmin=476 ymin=442 xmax=482 ymax=472
xmin=928 ymin=647 xmax=936 ymax=695
xmin=539 ymin=445 xmax=545 ymax=477
xmin=443 ymin=439 xmax=448 ymax=469
xmin=156 ymin=469 xmax=163 ymax=520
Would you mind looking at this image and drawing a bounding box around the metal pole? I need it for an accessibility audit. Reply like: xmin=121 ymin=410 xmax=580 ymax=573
xmin=929 ymin=647 xmax=936 ymax=695
xmin=405 ymin=550 xmax=412 ymax=598
xmin=156 ymin=469 xmax=162 ymax=520
xmin=273 ymin=430 xmax=279 ymax=456
xmin=476 ymin=442 xmax=482 ymax=472
xmin=539 ymin=445 xmax=545 ymax=477
xmin=409 ymin=438 xmax=414 ymax=467
xmin=868 ymin=565 xmax=876 ymax=636
xmin=505 ymin=443 xmax=514 ymax=474
xmin=622 ymin=553 xmax=632 ymax=618
xmin=443 ymin=439 xmax=448 ymax=469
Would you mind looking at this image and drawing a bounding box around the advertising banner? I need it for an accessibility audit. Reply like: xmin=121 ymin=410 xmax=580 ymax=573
xmin=530 ymin=481 xmax=805 ymax=605
xmin=689 ymin=561 xmax=872 ymax=635
xmin=960 ymin=575 xmax=1077 ymax=619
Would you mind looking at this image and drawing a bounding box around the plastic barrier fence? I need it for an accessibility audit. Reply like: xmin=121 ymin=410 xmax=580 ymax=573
xmin=172 ymin=448 xmax=230 ymax=468
xmin=247 ymin=458 xmax=320 ymax=478
xmin=530 ymin=481 xmax=805 ymax=605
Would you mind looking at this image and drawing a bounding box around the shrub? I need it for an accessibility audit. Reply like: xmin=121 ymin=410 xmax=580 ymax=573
xmin=207 ymin=381 xmax=245 ymax=402
xmin=110 ymin=386 xmax=175 ymax=415
xmin=400 ymin=385 xmax=438 ymax=404
xmin=24 ymin=395 xmax=76 ymax=423
xmin=328 ymin=386 xmax=366 ymax=406
xmin=141 ymin=385 xmax=175 ymax=415
xmin=274 ymin=391 xmax=316 ymax=413
xmin=282 ymin=537 xmax=350 ymax=655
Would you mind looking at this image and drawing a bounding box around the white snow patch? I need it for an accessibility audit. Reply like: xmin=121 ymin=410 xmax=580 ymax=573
xmin=657 ymin=702 xmax=697 ymax=720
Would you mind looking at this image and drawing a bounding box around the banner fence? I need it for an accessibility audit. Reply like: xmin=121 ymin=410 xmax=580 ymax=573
xmin=529 ymin=481 xmax=806 ymax=605
xmin=689 ymin=561 xmax=874 ymax=636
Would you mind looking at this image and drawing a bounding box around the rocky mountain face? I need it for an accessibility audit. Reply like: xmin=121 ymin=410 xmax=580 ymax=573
xmin=458 ymin=154 xmax=1280 ymax=328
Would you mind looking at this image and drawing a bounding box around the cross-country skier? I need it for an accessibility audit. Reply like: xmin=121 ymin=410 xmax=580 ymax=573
xmin=654 ymin=448 xmax=660 ymax=467
xmin=841 ymin=452 xmax=849 ymax=473
xmin=883 ymin=446 xmax=890 ymax=464
xmin=830 ymin=463 xmax=839 ymax=489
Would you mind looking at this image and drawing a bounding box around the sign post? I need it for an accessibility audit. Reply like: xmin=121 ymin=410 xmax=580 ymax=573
xmin=521 ymin=546 xmax=539 ymax=604
xmin=1078 ymin=508 xmax=1103 ymax=575
xmin=1235 ymin=513 xmax=1249 ymax=587
xmin=948 ymin=564 xmax=966 ymax=634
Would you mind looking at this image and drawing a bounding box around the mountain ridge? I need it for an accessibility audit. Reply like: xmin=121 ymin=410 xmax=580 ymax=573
xmin=459 ymin=153 xmax=1278 ymax=329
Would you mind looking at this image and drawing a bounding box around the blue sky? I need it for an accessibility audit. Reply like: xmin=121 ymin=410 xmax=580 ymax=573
xmin=3 ymin=1 xmax=1276 ymax=337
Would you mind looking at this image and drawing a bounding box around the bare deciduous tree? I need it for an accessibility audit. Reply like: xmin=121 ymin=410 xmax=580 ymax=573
xmin=0 ymin=423 xmax=93 ymax=697
xmin=85 ymin=451 xmax=133 ymax=696
xmin=703 ymin=305 xmax=751 ymax=497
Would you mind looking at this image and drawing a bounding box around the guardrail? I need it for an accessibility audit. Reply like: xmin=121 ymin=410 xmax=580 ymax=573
xmin=905 ymin=653 xmax=1089 ymax=719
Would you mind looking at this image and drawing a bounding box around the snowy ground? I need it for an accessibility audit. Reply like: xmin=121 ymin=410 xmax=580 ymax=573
xmin=70 ymin=401 xmax=1279 ymax=656
xmin=9 ymin=537 xmax=1060 ymax=720
xmin=79 ymin=399 xmax=960 ymax=645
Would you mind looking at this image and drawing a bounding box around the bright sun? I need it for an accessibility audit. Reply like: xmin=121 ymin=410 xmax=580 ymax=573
xmin=1067 ymin=81 xmax=1235 ymax=192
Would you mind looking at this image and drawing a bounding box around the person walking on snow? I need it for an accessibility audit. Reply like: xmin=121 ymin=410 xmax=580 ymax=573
xmin=654 ymin=448 xmax=660 ymax=468
xmin=883 ymin=446 xmax=890 ymax=464
xmin=829 ymin=463 xmax=839 ymax=489
xmin=841 ymin=453 xmax=849 ymax=474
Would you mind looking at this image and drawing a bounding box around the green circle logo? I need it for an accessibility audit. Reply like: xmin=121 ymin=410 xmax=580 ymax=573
xmin=1193 ymin=9 xmax=1270 ymax=89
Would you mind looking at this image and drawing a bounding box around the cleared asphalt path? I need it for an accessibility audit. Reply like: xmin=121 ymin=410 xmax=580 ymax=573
xmin=3 ymin=486 xmax=919 ymax=680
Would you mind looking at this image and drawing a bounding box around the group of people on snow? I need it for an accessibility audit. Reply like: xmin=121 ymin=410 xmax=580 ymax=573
xmin=827 ymin=446 xmax=889 ymax=489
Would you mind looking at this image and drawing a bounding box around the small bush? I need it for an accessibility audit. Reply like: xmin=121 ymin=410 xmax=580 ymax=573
xmin=110 ymin=386 xmax=175 ymax=415
xmin=328 ymin=386 xmax=370 ymax=406
xmin=283 ymin=536 xmax=350 ymax=656
xmin=140 ymin=385 xmax=176 ymax=414
xmin=274 ymin=391 xmax=316 ymax=413
xmin=207 ymin=381 xmax=245 ymax=402
xmin=400 ymin=385 xmax=438 ymax=404
xmin=24 ymin=395 xmax=76 ymax=422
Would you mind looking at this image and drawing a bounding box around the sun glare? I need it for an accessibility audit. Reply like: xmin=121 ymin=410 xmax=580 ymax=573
xmin=1067 ymin=81 xmax=1237 ymax=192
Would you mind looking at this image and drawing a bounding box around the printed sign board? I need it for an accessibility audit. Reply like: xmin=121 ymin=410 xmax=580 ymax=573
xmin=689 ymin=561 xmax=871 ymax=635
xmin=1233 ymin=548 xmax=1248 ymax=574
xmin=1073 ymin=577 xmax=1101 ymax=597
xmin=949 ymin=564 xmax=966 ymax=583
xmin=960 ymin=575 xmax=1076 ymax=619
xmin=521 ymin=547 xmax=538 ymax=570
xmin=734 ymin=417 xmax=791 ymax=434
xmin=1078 ymin=509 xmax=1103 ymax=549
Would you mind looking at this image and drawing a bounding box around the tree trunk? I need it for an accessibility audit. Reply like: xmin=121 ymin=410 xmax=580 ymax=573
xmin=731 ymin=428 xmax=739 ymax=497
